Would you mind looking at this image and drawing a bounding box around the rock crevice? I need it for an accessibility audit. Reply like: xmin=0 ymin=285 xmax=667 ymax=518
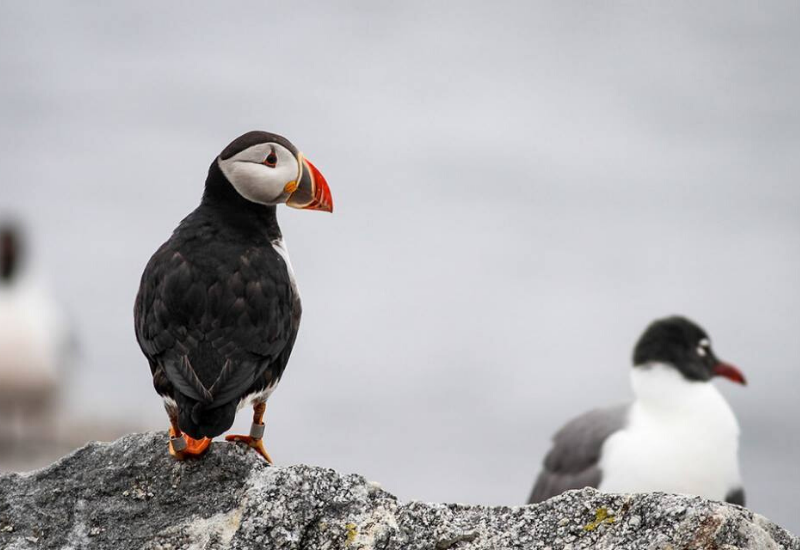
xmin=0 ymin=432 xmax=796 ymax=549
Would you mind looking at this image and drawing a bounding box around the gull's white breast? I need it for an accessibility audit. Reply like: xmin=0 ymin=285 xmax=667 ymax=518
xmin=599 ymin=364 xmax=742 ymax=500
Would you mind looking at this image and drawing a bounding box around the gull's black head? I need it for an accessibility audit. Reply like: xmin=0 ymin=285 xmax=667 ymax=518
xmin=206 ymin=130 xmax=333 ymax=213
xmin=0 ymin=223 xmax=22 ymax=284
xmin=632 ymin=315 xmax=746 ymax=385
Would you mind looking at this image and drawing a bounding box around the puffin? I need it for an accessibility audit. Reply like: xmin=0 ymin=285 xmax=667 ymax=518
xmin=528 ymin=316 xmax=747 ymax=505
xmin=0 ymin=222 xmax=74 ymax=447
xmin=134 ymin=131 xmax=333 ymax=462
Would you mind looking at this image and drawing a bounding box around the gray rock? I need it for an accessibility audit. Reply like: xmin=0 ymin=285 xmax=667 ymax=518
xmin=0 ymin=432 xmax=796 ymax=549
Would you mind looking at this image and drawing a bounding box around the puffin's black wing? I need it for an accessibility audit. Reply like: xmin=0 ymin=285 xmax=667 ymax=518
xmin=528 ymin=405 xmax=629 ymax=504
xmin=134 ymin=236 xmax=296 ymax=412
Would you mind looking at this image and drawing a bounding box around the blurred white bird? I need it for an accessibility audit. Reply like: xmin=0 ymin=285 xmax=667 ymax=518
xmin=0 ymin=222 xmax=76 ymax=455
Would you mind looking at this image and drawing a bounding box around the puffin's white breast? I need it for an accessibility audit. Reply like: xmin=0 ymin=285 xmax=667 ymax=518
xmin=270 ymin=237 xmax=299 ymax=299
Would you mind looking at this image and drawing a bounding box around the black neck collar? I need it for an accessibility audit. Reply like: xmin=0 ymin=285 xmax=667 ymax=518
xmin=199 ymin=160 xmax=282 ymax=241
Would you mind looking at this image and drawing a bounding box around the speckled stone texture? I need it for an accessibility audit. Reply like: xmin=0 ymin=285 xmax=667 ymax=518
xmin=0 ymin=432 xmax=796 ymax=549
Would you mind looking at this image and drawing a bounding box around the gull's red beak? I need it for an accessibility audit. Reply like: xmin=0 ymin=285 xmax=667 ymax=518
xmin=712 ymin=362 xmax=747 ymax=385
xmin=286 ymin=155 xmax=333 ymax=213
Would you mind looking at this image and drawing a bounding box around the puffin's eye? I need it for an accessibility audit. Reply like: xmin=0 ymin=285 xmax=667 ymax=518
xmin=264 ymin=150 xmax=278 ymax=167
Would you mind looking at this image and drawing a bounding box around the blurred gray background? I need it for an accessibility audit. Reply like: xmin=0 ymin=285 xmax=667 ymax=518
xmin=1 ymin=1 xmax=798 ymax=532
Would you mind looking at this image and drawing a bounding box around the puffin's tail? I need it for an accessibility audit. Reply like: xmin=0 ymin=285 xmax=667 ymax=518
xmin=175 ymin=394 xmax=237 ymax=439
xmin=163 ymin=356 xmax=240 ymax=439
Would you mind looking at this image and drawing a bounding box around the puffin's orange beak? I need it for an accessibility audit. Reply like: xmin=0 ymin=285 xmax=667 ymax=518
xmin=713 ymin=362 xmax=747 ymax=385
xmin=286 ymin=155 xmax=333 ymax=213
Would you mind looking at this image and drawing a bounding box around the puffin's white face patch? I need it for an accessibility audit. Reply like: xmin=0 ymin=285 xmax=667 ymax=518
xmin=218 ymin=143 xmax=300 ymax=205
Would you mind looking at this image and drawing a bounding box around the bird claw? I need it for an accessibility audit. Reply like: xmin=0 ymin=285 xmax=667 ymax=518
xmin=168 ymin=427 xmax=212 ymax=460
xmin=225 ymin=434 xmax=273 ymax=464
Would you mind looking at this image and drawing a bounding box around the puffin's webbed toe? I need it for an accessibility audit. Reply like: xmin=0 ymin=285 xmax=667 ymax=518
xmin=168 ymin=427 xmax=211 ymax=461
xmin=225 ymin=433 xmax=272 ymax=463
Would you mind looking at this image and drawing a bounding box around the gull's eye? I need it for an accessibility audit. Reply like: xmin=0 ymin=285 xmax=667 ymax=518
xmin=264 ymin=149 xmax=278 ymax=168
xmin=697 ymin=338 xmax=710 ymax=357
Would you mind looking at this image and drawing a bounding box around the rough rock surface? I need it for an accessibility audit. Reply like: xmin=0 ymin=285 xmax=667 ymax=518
xmin=0 ymin=432 xmax=796 ymax=549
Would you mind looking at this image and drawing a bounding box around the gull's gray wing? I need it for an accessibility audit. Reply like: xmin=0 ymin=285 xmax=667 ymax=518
xmin=528 ymin=404 xmax=629 ymax=504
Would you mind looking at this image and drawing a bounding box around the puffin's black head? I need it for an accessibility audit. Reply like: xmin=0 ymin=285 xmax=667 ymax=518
xmin=211 ymin=130 xmax=333 ymax=212
xmin=0 ymin=223 xmax=22 ymax=284
xmin=632 ymin=315 xmax=746 ymax=385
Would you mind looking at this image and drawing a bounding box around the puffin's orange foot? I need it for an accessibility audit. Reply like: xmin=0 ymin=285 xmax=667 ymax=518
xmin=168 ymin=427 xmax=212 ymax=460
xmin=225 ymin=434 xmax=273 ymax=464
